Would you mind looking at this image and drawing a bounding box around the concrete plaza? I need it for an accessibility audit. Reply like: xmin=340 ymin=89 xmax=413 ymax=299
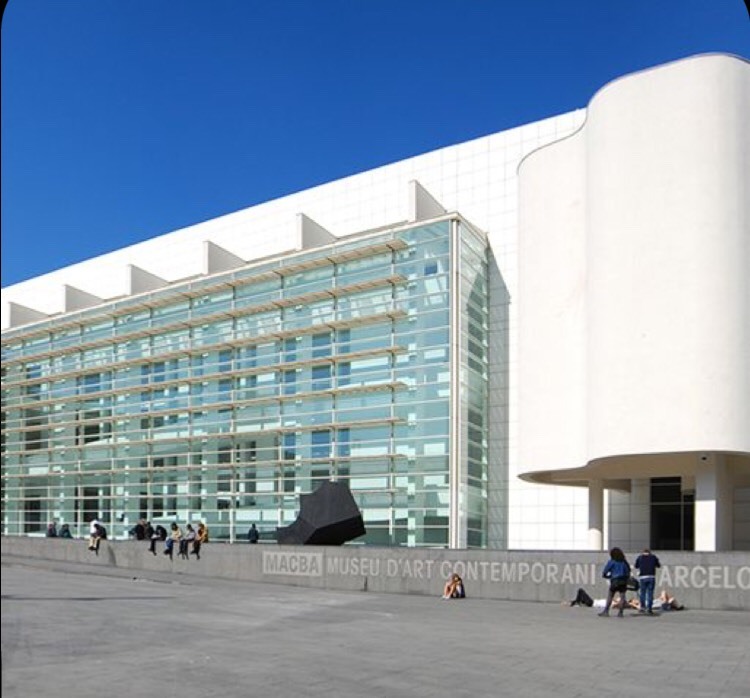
xmin=2 ymin=554 xmax=748 ymax=698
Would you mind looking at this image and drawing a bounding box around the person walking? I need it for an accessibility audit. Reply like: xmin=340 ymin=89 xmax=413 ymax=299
xmin=634 ymin=548 xmax=661 ymax=615
xmin=599 ymin=547 xmax=631 ymax=618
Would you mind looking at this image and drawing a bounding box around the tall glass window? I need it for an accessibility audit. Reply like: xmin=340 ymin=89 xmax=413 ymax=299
xmin=1 ymin=216 xmax=493 ymax=548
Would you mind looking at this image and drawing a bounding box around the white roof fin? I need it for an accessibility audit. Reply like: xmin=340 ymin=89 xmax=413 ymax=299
xmin=127 ymin=264 xmax=168 ymax=294
xmin=6 ymin=301 xmax=50 ymax=328
xmin=204 ymin=240 xmax=245 ymax=274
xmin=64 ymin=285 xmax=103 ymax=312
xmin=408 ymin=180 xmax=446 ymax=222
xmin=297 ymin=213 xmax=336 ymax=250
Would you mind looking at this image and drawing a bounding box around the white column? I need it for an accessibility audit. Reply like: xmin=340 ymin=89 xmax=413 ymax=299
xmin=448 ymin=220 xmax=462 ymax=549
xmin=588 ymin=479 xmax=604 ymax=550
xmin=695 ymin=454 xmax=732 ymax=551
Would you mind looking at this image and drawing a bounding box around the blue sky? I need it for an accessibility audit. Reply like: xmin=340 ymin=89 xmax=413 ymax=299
xmin=2 ymin=0 xmax=748 ymax=287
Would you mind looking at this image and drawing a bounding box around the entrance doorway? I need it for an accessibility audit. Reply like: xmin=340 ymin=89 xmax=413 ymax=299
xmin=650 ymin=477 xmax=694 ymax=550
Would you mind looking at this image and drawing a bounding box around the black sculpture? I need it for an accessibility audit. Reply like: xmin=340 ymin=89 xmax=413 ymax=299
xmin=276 ymin=481 xmax=366 ymax=545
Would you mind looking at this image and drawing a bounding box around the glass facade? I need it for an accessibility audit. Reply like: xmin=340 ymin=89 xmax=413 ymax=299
xmin=1 ymin=216 xmax=497 ymax=547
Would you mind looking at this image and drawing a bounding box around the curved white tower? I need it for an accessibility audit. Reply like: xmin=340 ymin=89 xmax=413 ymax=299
xmin=518 ymin=54 xmax=750 ymax=551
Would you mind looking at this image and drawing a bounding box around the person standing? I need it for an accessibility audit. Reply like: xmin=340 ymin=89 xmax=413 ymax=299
xmin=634 ymin=548 xmax=661 ymax=615
xmin=247 ymin=523 xmax=259 ymax=544
xmin=599 ymin=547 xmax=631 ymax=617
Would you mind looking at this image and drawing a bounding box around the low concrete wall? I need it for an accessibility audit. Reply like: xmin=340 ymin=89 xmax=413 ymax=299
xmin=2 ymin=537 xmax=748 ymax=611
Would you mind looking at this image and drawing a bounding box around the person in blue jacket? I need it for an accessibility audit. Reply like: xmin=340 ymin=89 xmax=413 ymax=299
xmin=598 ymin=547 xmax=631 ymax=617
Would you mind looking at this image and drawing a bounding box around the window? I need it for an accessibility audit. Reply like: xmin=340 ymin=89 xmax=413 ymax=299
xmin=337 ymin=428 xmax=351 ymax=457
xmin=283 ymin=433 xmax=296 ymax=461
xmin=283 ymin=370 xmax=297 ymax=396
xmin=650 ymin=477 xmax=694 ymax=551
xmin=311 ymin=430 xmax=331 ymax=459
xmin=284 ymin=338 xmax=298 ymax=362
xmin=312 ymin=332 xmax=332 ymax=358
xmin=337 ymin=329 xmax=351 ymax=354
xmin=312 ymin=365 xmax=331 ymax=391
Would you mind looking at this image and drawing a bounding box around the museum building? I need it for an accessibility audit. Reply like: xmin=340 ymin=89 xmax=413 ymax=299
xmin=2 ymin=53 xmax=749 ymax=551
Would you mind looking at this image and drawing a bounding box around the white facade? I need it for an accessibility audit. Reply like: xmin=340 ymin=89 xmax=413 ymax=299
xmin=4 ymin=53 xmax=749 ymax=551
xmin=518 ymin=53 xmax=750 ymax=551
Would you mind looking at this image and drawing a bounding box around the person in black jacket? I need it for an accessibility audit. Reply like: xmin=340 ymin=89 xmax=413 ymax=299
xmin=247 ymin=523 xmax=260 ymax=544
xmin=634 ymin=548 xmax=661 ymax=614
xmin=129 ymin=519 xmax=147 ymax=540
xmin=149 ymin=524 xmax=168 ymax=555
xmin=567 ymin=588 xmax=594 ymax=607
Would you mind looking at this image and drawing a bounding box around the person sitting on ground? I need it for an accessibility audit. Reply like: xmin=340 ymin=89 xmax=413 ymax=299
xmin=59 ymin=523 xmax=72 ymax=539
xmin=623 ymin=595 xmax=641 ymax=610
xmin=46 ymin=522 xmax=58 ymax=537
xmin=566 ymin=588 xmax=594 ymax=607
xmin=442 ymin=572 xmax=466 ymax=599
xmin=565 ymin=590 xmax=636 ymax=610
xmin=658 ymin=588 xmax=684 ymax=611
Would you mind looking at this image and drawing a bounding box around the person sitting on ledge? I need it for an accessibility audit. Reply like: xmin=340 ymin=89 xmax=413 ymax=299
xmin=442 ymin=572 xmax=466 ymax=600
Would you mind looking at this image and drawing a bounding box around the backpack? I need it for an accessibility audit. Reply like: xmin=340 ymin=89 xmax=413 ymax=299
xmin=626 ymin=576 xmax=640 ymax=591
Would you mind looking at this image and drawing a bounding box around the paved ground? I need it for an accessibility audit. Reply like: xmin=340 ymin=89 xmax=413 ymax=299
xmin=2 ymin=555 xmax=749 ymax=698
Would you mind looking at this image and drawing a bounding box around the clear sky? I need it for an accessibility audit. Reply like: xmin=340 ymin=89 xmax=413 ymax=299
xmin=2 ymin=0 xmax=748 ymax=287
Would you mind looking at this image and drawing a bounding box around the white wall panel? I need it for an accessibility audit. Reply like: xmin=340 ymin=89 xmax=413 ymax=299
xmin=518 ymin=54 xmax=750 ymax=488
